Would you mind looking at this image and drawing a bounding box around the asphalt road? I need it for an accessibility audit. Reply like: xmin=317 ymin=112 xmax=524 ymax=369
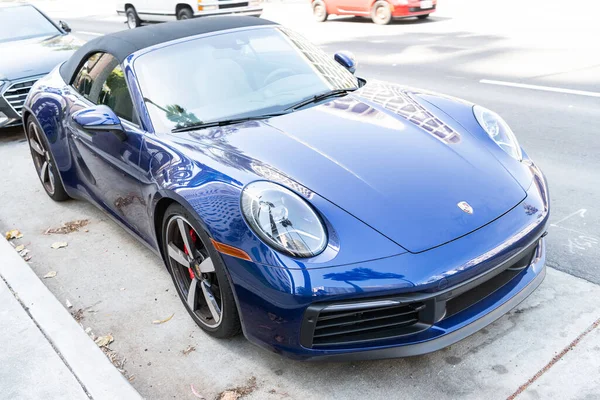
xmin=1 ymin=1 xmax=599 ymax=399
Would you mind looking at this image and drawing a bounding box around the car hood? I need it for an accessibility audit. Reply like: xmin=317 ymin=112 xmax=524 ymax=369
xmin=0 ymin=34 xmax=80 ymax=81
xmin=176 ymin=81 xmax=526 ymax=253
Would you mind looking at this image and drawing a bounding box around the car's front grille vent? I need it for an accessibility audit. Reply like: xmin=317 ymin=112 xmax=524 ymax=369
xmin=2 ymin=79 xmax=38 ymax=116
xmin=311 ymin=302 xmax=426 ymax=348
xmin=219 ymin=2 xmax=248 ymax=9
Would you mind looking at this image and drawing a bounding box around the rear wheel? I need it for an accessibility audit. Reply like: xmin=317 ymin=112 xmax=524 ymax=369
xmin=371 ymin=0 xmax=392 ymax=25
xmin=313 ymin=0 xmax=328 ymax=22
xmin=26 ymin=118 xmax=69 ymax=202
xmin=177 ymin=7 xmax=194 ymax=20
xmin=126 ymin=6 xmax=141 ymax=29
xmin=417 ymin=14 xmax=430 ymax=19
xmin=162 ymin=204 xmax=241 ymax=338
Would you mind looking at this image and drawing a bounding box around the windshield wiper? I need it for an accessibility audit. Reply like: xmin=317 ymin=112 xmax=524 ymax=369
xmin=285 ymin=88 xmax=355 ymax=111
xmin=171 ymin=112 xmax=290 ymax=133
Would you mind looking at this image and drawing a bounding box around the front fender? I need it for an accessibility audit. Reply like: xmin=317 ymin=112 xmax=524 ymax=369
xmin=415 ymin=91 xmax=535 ymax=190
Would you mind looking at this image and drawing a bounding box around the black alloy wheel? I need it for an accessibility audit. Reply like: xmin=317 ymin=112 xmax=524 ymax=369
xmin=162 ymin=204 xmax=240 ymax=337
xmin=26 ymin=118 xmax=69 ymax=201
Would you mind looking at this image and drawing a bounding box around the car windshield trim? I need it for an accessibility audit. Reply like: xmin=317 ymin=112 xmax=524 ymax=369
xmin=170 ymin=112 xmax=291 ymax=133
xmin=284 ymin=88 xmax=356 ymax=111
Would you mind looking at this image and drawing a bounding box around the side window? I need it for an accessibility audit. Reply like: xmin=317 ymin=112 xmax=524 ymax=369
xmin=72 ymin=52 xmax=136 ymax=123
xmin=98 ymin=65 xmax=134 ymax=123
xmin=72 ymin=52 xmax=104 ymax=99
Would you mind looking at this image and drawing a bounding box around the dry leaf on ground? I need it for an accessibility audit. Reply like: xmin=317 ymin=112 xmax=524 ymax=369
xmin=152 ymin=313 xmax=174 ymax=324
xmin=190 ymin=384 xmax=206 ymax=399
xmin=43 ymin=271 xmax=57 ymax=279
xmin=50 ymin=242 xmax=68 ymax=249
xmin=72 ymin=309 xmax=84 ymax=322
xmin=19 ymin=249 xmax=30 ymax=257
xmin=24 ymin=255 xmax=32 ymax=262
xmin=15 ymin=245 xmax=25 ymax=252
xmin=5 ymin=229 xmax=23 ymax=240
xmin=182 ymin=345 xmax=196 ymax=356
xmin=95 ymin=334 xmax=114 ymax=347
xmin=45 ymin=219 xmax=90 ymax=235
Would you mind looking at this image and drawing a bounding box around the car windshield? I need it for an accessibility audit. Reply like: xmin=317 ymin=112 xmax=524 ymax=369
xmin=134 ymin=27 xmax=359 ymax=132
xmin=0 ymin=6 xmax=60 ymax=43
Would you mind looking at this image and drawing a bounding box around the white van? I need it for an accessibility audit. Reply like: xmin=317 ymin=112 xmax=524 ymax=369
xmin=117 ymin=1 xmax=263 ymax=29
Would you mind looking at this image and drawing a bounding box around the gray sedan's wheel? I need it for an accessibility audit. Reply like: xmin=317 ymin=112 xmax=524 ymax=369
xmin=26 ymin=118 xmax=69 ymax=202
xmin=126 ymin=7 xmax=141 ymax=29
xmin=162 ymin=204 xmax=241 ymax=337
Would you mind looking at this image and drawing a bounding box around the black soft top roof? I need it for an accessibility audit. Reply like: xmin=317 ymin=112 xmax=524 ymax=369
xmin=59 ymin=16 xmax=277 ymax=82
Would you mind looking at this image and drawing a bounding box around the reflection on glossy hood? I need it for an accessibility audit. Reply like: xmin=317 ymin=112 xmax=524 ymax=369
xmin=0 ymin=34 xmax=81 ymax=81
xmin=174 ymin=80 xmax=526 ymax=253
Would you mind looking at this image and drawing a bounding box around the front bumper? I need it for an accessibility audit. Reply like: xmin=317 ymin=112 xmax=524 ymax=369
xmin=116 ymin=5 xmax=262 ymax=18
xmin=225 ymin=163 xmax=549 ymax=360
xmin=392 ymin=4 xmax=436 ymax=17
xmin=194 ymin=6 xmax=263 ymax=17
xmin=303 ymin=239 xmax=546 ymax=361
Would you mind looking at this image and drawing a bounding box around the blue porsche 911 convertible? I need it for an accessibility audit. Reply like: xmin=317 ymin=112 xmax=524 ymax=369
xmin=23 ymin=16 xmax=549 ymax=360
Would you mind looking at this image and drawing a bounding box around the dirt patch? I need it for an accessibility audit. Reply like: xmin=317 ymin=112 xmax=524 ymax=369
xmin=44 ymin=219 xmax=90 ymax=235
xmin=218 ymin=377 xmax=257 ymax=400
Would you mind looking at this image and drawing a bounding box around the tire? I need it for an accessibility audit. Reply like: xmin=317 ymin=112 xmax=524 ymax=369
xmin=371 ymin=0 xmax=392 ymax=25
xmin=26 ymin=117 xmax=69 ymax=202
xmin=417 ymin=14 xmax=430 ymax=19
xmin=312 ymin=0 xmax=328 ymax=22
xmin=161 ymin=203 xmax=241 ymax=338
xmin=126 ymin=7 xmax=141 ymax=29
xmin=177 ymin=7 xmax=194 ymax=20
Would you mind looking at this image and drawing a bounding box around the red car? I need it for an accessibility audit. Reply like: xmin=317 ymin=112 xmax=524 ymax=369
xmin=312 ymin=0 xmax=436 ymax=24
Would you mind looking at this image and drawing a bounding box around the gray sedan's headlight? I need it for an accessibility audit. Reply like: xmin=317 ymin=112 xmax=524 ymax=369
xmin=474 ymin=105 xmax=522 ymax=161
xmin=241 ymin=181 xmax=327 ymax=258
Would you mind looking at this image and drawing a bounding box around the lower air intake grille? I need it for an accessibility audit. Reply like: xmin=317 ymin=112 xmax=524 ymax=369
xmin=2 ymin=78 xmax=38 ymax=116
xmin=310 ymin=302 xmax=426 ymax=348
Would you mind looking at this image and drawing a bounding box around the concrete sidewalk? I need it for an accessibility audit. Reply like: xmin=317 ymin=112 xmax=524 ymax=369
xmin=0 ymin=238 xmax=142 ymax=400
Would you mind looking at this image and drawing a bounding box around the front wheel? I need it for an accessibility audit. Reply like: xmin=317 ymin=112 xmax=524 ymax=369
xmin=371 ymin=0 xmax=392 ymax=25
xmin=126 ymin=7 xmax=141 ymax=29
xmin=177 ymin=7 xmax=194 ymax=20
xmin=162 ymin=203 xmax=241 ymax=338
xmin=26 ymin=118 xmax=69 ymax=202
xmin=313 ymin=0 xmax=328 ymax=22
xmin=417 ymin=14 xmax=430 ymax=20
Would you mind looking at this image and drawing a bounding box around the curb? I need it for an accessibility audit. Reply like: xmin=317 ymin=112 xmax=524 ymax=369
xmin=0 ymin=238 xmax=143 ymax=400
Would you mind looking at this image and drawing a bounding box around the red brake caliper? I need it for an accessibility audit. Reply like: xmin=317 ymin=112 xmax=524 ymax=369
xmin=183 ymin=228 xmax=198 ymax=280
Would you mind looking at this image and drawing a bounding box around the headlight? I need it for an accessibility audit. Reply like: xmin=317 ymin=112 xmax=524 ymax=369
xmin=241 ymin=181 xmax=327 ymax=258
xmin=473 ymin=105 xmax=522 ymax=161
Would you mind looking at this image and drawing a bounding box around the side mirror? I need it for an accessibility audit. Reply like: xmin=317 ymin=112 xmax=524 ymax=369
xmin=334 ymin=51 xmax=357 ymax=74
xmin=59 ymin=21 xmax=72 ymax=33
xmin=72 ymin=105 xmax=127 ymax=141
